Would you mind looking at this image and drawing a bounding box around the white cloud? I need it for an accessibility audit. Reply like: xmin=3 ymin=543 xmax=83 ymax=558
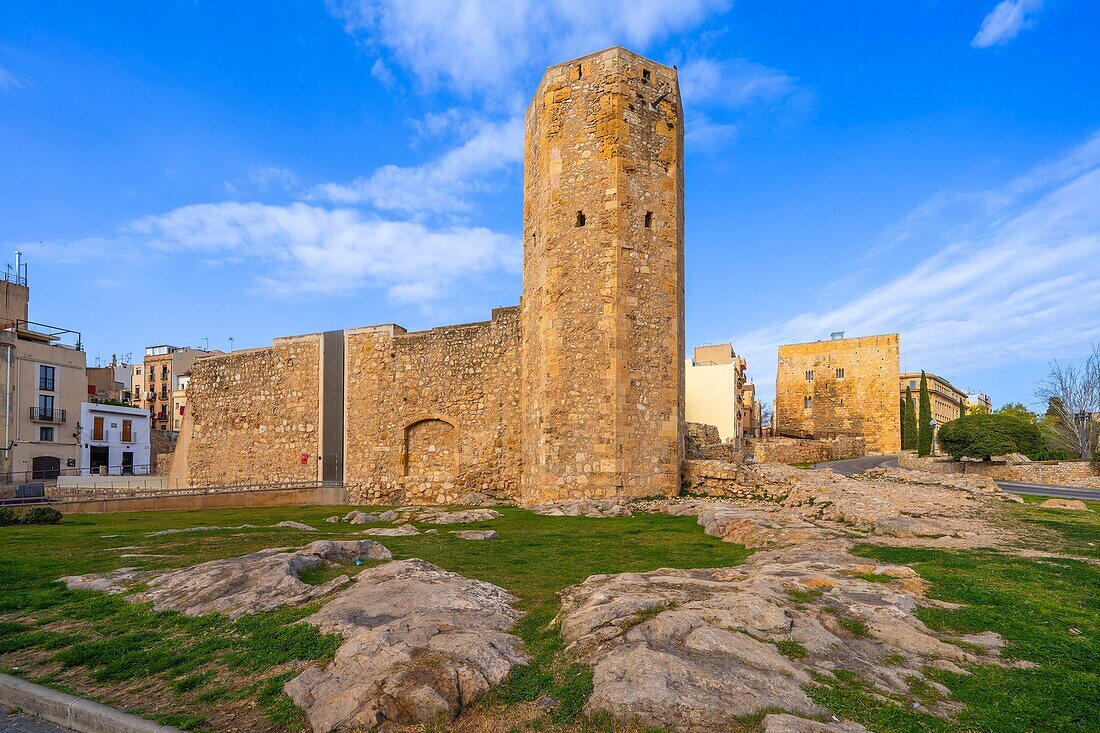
xmin=371 ymin=58 xmax=397 ymax=88
xmin=972 ymin=0 xmax=1043 ymax=48
xmin=326 ymin=0 xmax=731 ymax=97
xmin=311 ymin=115 xmax=523 ymax=214
xmin=678 ymin=58 xmax=796 ymax=109
xmin=0 ymin=67 xmax=23 ymax=90
xmin=23 ymin=202 xmax=520 ymax=299
xmin=736 ymin=131 xmax=1100 ymax=404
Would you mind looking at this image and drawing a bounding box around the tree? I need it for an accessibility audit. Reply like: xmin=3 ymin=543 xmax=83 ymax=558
xmin=901 ymin=387 xmax=918 ymax=450
xmin=938 ymin=413 xmax=1044 ymax=460
xmin=958 ymin=396 xmax=966 ymax=422
xmin=918 ymin=371 xmax=933 ymax=456
xmin=996 ymin=402 xmax=1038 ymax=422
xmin=1035 ymin=345 xmax=1100 ymax=459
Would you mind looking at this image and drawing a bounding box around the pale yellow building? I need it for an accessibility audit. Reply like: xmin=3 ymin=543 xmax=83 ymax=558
xmin=900 ymin=373 xmax=968 ymax=425
xmin=685 ymin=344 xmax=747 ymax=445
xmin=0 ymin=273 xmax=87 ymax=481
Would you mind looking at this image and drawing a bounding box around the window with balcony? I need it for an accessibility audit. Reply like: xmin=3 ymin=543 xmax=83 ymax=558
xmin=38 ymin=394 xmax=54 ymax=417
xmin=93 ymin=416 xmax=105 ymax=441
xmin=836 ymin=368 xmax=845 ymax=379
xmin=38 ymin=365 xmax=56 ymax=391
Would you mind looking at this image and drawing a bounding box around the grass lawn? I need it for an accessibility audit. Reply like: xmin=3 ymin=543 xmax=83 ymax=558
xmin=0 ymin=505 xmax=749 ymax=732
xmin=0 ymin=498 xmax=1097 ymax=732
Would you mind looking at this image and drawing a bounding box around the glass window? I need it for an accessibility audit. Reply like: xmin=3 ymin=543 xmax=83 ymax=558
xmin=804 ymin=396 xmax=812 ymax=409
xmin=836 ymin=368 xmax=845 ymax=379
xmin=805 ymin=370 xmax=814 ymax=381
xmin=39 ymin=365 xmax=56 ymax=391
xmin=39 ymin=426 xmax=54 ymax=442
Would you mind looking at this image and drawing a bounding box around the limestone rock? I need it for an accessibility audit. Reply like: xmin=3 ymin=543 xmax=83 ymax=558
xmin=378 ymin=510 xmax=400 ymax=521
xmin=342 ymin=511 xmax=380 ymax=524
xmin=530 ymin=500 xmax=632 ymax=518
xmin=456 ymin=491 xmax=505 ymax=506
xmin=119 ymin=540 xmax=390 ymax=618
xmin=324 ymin=516 xmax=341 ymax=523
xmin=1039 ymin=498 xmax=1090 ymax=511
xmin=451 ymin=530 xmax=497 ymax=540
xmin=359 ymin=524 xmax=420 ymax=537
xmin=60 ymin=567 xmax=151 ymax=594
xmin=763 ymin=714 xmax=871 ymax=733
xmin=558 ymin=542 xmax=1000 ymax=732
xmin=414 ymin=509 xmax=502 ymax=524
xmin=284 ymin=559 xmax=526 ymax=732
xmin=275 ymin=520 xmax=317 ymax=531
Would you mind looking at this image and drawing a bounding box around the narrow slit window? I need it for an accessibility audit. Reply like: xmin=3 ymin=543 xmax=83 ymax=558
xmin=642 ymin=68 xmax=651 ymax=84
xmin=804 ymin=396 xmax=813 ymax=409
xmin=575 ymin=210 xmax=586 ymax=227
xmin=644 ymin=211 xmax=653 ymax=228
xmin=576 ymin=65 xmax=582 ymax=80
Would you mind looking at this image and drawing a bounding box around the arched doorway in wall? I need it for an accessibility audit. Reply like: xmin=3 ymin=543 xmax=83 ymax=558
xmin=403 ymin=418 xmax=456 ymax=478
xmin=31 ymin=456 xmax=61 ymax=480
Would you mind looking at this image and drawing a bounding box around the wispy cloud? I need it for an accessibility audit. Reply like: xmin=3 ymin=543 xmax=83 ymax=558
xmin=678 ymin=58 xmax=797 ymax=109
xmin=972 ymin=0 xmax=1043 ymax=48
xmin=311 ymin=116 xmax=523 ymax=214
xmin=23 ymin=202 xmax=520 ymax=300
xmin=325 ymin=0 xmax=731 ymax=98
xmin=737 ymin=131 xmax=1100 ymax=403
xmin=0 ymin=66 xmax=24 ymax=90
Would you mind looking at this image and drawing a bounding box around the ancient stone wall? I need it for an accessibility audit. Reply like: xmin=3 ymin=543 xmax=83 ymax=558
xmin=187 ymin=335 xmax=321 ymax=487
xmin=521 ymin=46 xmax=684 ymax=503
xmin=898 ymin=451 xmax=1100 ymax=488
xmin=343 ymin=307 xmax=521 ymax=504
xmin=748 ymin=436 xmax=866 ymax=465
xmin=776 ymin=334 xmax=900 ymax=454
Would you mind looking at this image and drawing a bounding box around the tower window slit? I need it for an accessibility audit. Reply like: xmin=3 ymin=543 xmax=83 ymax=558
xmin=575 ymin=210 xmax=586 ymax=227
xmin=644 ymin=211 xmax=653 ymax=228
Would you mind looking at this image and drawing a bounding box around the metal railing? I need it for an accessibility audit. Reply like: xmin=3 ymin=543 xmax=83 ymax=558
xmin=29 ymin=407 xmax=66 ymax=423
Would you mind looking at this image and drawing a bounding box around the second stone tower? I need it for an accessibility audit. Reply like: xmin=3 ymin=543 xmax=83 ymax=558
xmin=520 ymin=47 xmax=685 ymax=502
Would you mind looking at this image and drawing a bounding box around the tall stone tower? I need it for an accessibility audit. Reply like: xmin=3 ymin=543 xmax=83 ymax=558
xmin=520 ymin=47 xmax=685 ymax=503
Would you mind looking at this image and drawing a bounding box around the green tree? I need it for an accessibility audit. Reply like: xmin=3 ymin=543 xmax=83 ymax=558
xmin=958 ymin=396 xmax=966 ymax=422
xmin=996 ymin=402 xmax=1038 ymax=422
xmin=918 ymin=371 xmax=933 ymax=456
xmin=938 ymin=413 xmax=1044 ymax=460
xmin=901 ymin=387 xmax=918 ymax=450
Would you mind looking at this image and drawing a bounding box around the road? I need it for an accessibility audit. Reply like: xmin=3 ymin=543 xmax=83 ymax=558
xmin=815 ymin=455 xmax=1100 ymax=502
xmin=0 ymin=712 xmax=73 ymax=733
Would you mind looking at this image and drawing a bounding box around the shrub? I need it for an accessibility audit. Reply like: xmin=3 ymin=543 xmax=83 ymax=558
xmin=937 ymin=413 xmax=1044 ymax=460
xmin=0 ymin=507 xmax=18 ymax=526
xmin=19 ymin=507 xmax=63 ymax=525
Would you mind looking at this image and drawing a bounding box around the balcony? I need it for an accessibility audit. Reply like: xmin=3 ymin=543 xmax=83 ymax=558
xmin=30 ymin=407 xmax=66 ymax=423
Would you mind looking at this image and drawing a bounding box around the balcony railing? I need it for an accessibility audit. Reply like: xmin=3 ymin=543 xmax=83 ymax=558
xmin=29 ymin=407 xmax=66 ymax=423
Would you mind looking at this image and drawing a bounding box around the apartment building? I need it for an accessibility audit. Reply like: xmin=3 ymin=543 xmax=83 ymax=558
xmin=87 ymin=357 xmax=132 ymax=403
xmin=79 ymin=402 xmax=151 ymax=475
xmin=0 ymin=266 xmax=87 ymax=481
xmin=685 ymin=343 xmax=748 ymax=445
xmin=900 ymin=373 xmax=969 ymax=424
xmin=133 ymin=345 xmax=217 ymax=431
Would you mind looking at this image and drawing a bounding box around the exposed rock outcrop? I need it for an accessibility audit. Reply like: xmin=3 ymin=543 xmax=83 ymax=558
xmin=451 ymin=530 xmax=498 ymax=540
xmin=558 ymin=541 xmax=1007 ymax=732
xmin=1039 ymin=498 xmax=1090 ymax=511
xmin=62 ymin=540 xmax=392 ymax=619
xmin=359 ymin=524 xmax=420 ymax=537
xmin=412 ymin=508 xmax=503 ymax=524
xmin=530 ymin=500 xmax=632 ymax=518
xmin=285 ymin=559 xmax=526 ymax=732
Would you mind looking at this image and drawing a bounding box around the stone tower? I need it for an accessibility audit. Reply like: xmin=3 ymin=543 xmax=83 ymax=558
xmin=520 ymin=47 xmax=685 ymax=503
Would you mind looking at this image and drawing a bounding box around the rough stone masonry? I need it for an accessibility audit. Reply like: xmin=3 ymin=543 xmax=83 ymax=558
xmin=183 ymin=47 xmax=685 ymax=505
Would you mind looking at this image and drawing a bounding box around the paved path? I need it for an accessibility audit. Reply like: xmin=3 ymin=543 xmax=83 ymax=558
xmin=817 ymin=455 xmax=1100 ymax=502
xmin=0 ymin=712 xmax=73 ymax=733
xmin=814 ymin=454 xmax=897 ymax=475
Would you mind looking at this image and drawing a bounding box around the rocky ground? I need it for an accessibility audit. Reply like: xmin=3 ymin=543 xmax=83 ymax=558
xmin=49 ymin=459 xmax=1090 ymax=733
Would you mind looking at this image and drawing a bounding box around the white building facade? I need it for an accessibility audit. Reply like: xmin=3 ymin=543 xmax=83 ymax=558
xmin=79 ymin=402 xmax=151 ymax=475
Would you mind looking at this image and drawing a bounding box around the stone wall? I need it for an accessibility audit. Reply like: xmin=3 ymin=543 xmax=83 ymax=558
xmin=520 ymin=47 xmax=684 ymax=502
xmin=343 ymin=307 xmax=521 ymax=505
xmin=150 ymin=430 xmax=177 ymax=476
xmin=776 ymin=334 xmax=900 ymax=454
xmin=187 ymin=335 xmax=321 ymax=487
xmin=749 ymin=436 xmax=866 ymax=465
xmin=898 ymin=451 xmax=1100 ymax=488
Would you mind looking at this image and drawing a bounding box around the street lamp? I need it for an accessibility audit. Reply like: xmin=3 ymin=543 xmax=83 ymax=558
xmin=930 ymin=419 xmax=938 ymax=457
xmin=1077 ymin=410 xmax=1089 ymax=459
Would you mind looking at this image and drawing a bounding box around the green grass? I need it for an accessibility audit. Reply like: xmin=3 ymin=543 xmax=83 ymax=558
xmin=0 ymin=505 xmax=750 ymax=732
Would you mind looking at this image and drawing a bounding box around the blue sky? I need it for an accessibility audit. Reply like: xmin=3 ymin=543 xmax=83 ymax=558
xmin=2 ymin=0 xmax=1098 ymax=409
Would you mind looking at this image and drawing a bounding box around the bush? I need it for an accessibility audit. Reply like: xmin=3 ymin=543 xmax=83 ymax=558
xmin=937 ymin=413 xmax=1044 ymax=460
xmin=0 ymin=507 xmax=18 ymax=526
xmin=19 ymin=506 xmax=63 ymax=525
